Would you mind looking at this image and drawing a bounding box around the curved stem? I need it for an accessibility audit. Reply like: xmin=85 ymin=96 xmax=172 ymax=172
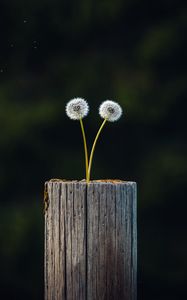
xmin=80 ymin=118 xmax=89 ymax=181
xmin=87 ymin=118 xmax=107 ymax=182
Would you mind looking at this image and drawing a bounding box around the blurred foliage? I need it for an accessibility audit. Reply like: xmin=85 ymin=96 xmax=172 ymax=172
xmin=0 ymin=0 xmax=187 ymax=299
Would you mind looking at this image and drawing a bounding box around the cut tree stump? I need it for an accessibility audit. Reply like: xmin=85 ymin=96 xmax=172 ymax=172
xmin=44 ymin=180 xmax=137 ymax=300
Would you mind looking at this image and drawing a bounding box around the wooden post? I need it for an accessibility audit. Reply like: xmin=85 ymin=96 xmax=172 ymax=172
xmin=44 ymin=180 xmax=137 ymax=300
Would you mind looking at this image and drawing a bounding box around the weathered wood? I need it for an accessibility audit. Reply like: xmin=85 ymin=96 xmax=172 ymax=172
xmin=44 ymin=180 xmax=137 ymax=300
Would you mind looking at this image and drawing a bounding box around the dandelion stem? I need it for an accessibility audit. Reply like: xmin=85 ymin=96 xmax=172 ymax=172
xmin=87 ymin=118 xmax=107 ymax=182
xmin=80 ymin=118 xmax=89 ymax=181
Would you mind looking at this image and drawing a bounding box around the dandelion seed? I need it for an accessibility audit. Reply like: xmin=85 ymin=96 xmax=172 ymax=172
xmin=66 ymin=98 xmax=89 ymax=120
xmin=99 ymin=100 xmax=122 ymax=122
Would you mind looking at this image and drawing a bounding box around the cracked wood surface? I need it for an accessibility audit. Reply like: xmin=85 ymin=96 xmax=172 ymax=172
xmin=44 ymin=181 xmax=137 ymax=300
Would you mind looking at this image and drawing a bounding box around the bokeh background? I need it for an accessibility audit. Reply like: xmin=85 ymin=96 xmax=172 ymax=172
xmin=0 ymin=0 xmax=187 ymax=299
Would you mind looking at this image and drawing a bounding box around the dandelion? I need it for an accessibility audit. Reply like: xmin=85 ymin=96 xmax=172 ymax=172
xmin=66 ymin=98 xmax=89 ymax=120
xmin=99 ymin=100 xmax=122 ymax=122
xmin=66 ymin=98 xmax=123 ymax=183
xmin=87 ymin=100 xmax=122 ymax=182
xmin=66 ymin=98 xmax=89 ymax=181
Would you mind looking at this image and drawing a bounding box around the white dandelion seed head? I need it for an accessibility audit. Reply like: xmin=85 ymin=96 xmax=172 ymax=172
xmin=66 ymin=98 xmax=89 ymax=120
xmin=99 ymin=100 xmax=122 ymax=122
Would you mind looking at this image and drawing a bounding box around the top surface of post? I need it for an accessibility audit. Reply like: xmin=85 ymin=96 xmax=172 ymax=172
xmin=46 ymin=179 xmax=136 ymax=185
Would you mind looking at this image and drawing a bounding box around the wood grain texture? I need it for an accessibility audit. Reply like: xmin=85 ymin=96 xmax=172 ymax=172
xmin=44 ymin=181 xmax=137 ymax=300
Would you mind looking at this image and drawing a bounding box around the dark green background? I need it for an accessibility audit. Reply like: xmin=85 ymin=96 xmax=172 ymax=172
xmin=0 ymin=0 xmax=186 ymax=299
